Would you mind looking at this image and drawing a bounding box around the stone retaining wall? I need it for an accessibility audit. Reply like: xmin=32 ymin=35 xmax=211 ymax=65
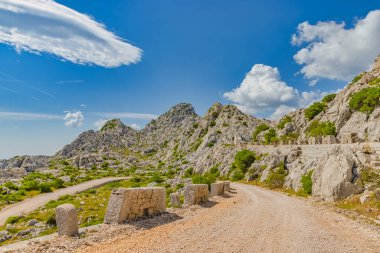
xmin=223 ymin=181 xmax=230 ymax=192
xmin=104 ymin=187 xmax=166 ymax=224
xmin=184 ymin=184 xmax=208 ymax=205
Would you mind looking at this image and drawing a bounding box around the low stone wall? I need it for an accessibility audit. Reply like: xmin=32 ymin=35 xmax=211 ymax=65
xmin=104 ymin=187 xmax=166 ymax=224
xmin=210 ymin=182 xmax=224 ymax=196
xmin=184 ymin=184 xmax=208 ymax=205
xmin=56 ymin=204 xmax=79 ymax=237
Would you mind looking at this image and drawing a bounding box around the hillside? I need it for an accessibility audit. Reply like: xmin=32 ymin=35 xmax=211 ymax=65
xmin=0 ymin=56 xmax=380 ymax=205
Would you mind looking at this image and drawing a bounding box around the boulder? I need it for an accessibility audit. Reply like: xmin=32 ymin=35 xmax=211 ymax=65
xmin=312 ymin=146 xmax=362 ymax=201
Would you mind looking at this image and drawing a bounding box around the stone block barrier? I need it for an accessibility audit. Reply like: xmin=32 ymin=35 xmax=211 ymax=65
xmin=223 ymin=181 xmax=230 ymax=192
xmin=104 ymin=187 xmax=166 ymax=224
xmin=184 ymin=184 xmax=208 ymax=205
xmin=170 ymin=192 xmax=182 ymax=208
xmin=56 ymin=204 xmax=79 ymax=237
xmin=210 ymin=182 xmax=224 ymax=197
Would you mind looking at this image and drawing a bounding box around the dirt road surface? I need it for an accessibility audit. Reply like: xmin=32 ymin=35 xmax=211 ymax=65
xmin=77 ymin=183 xmax=380 ymax=253
xmin=0 ymin=177 xmax=129 ymax=226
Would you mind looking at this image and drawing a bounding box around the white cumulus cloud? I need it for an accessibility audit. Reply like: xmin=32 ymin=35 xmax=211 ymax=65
xmin=64 ymin=111 xmax=84 ymax=127
xmin=292 ymin=10 xmax=380 ymax=81
xmin=0 ymin=0 xmax=142 ymax=67
xmin=128 ymin=123 xmax=141 ymax=130
xmin=94 ymin=119 xmax=107 ymax=130
xmin=223 ymin=64 xmax=329 ymax=119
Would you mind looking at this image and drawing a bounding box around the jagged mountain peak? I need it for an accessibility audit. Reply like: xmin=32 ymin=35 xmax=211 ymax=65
xmin=99 ymin=119 xmax=134 ymax=133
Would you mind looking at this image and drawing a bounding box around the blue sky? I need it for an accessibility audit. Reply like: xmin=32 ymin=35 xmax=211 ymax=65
xmin=0 ymin=0 xmax=380 ymax=158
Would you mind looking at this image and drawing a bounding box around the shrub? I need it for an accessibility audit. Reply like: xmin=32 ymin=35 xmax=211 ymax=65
xmin=4 ymin=182 xmax=19 ymax=191
xmin=277 ymin=116 xmax=292 ymax=129
xmin=184 ymin=167 xmax=194 ymax=178
xmin=210 ymin=121 xmax=216 ymax=127
xmin=230 ymin=170 xmax=244 ymax=181
xmin=233 ymin=150 xmax=255 ymax=174
xmin=322 ymin=94 xmax=336 ymax=104
xmin=349 ymin=87 xmax=380 ymax=114
xmin=349 ymin=73 xmax=363 ymax=85
xmin=369 ymin=77 xmax=380 ymax=86
xmin=39 ymin=183 xmax=52 ymax=193
xmin=6 ymin=215 xmax=22 ymax=224
xmin=149 ymin=174 xmax=164 ymax=183
xmin=307 ymin=121 xmax=336 ymax=137
xmin=22 ymin=180 xmax=40 ymax=191
xmin=264 ymin=128 xmax=278 ymax=144
xmin=301 ymin=170 xmax=313 ymax=194
xmin=252 ymin=124 xmax=270 ymax=142
xmin=265 ymin=162 xmax=287 ymax=189
xmin=304 ymin=102 xmax=326 ymax=121
xmin=280 ymin=132 xmax=299 ymax=141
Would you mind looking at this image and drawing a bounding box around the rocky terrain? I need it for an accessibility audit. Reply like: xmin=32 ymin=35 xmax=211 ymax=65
xmin=1 ymin=56 xmax=380 ymax=207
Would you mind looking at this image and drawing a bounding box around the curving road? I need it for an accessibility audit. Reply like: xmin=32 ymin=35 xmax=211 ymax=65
xmin=78 ymin=183 xmax=380 ymax=253
xmin=0 ymin=177 xmax=129 ymax=226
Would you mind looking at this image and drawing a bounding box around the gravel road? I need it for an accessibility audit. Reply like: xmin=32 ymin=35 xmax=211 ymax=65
xmin=77 ymin=183 xmax=380 ymax=253
xmin=0 ymin=177 xmax=129 ymax=226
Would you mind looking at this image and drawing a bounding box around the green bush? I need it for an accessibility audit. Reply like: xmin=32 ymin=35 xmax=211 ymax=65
xmin=304 ymin=102 xmax=326 ymax=121
xmin=230 ymin=170 xmax=244 ymax=181
xmin=39 ymin=183 xmax=52 ymax=193
xmin=369 ymin=77 xmax=380 ymax=86
xmin=22 ymin=180 xmax=39 ymax=191
xmin=349 ymin=73 xmax=363 ymax=85
xmin=322 ymin=94 xmax=336 ymax=104
xmin=233 ymin=150 xmax=255 ymax=174
xmin=4 ymin=182 xmax=19 ymax=191
xmin=184 ymin=167 xmax=194 ymax=178
xmin=277 ymin=116 xmax=292 ymax=129
xmin=307 ymin=121 xmax=336 ymax=137
xmin=301 ymin=170 xmax=313 ymax=194
xmin=6 ymin=215 xmax=22 ymax=224
xmin=280 ymin=132 xmax=299 ymax=142
xmin=264 ymin=162 xmax=287 ymax=189
xmin=252 ymin=124 xmax=270 ymax=142
xmin=210 ymin=121 xmax=216 ymax=127
xmin=349 ymin=87 xmax=380 ymax=114
xmin=264 ymin=128 xmax=278 ymax=144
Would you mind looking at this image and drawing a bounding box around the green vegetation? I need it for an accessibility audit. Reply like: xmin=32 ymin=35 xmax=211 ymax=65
xmin=252 ymin=124 xmax=270 ymax=142
xmin=264 ymin=128 xmax=278 ymax=144
xmin=349 ymin=73 xmax=363 ymax=85
xmin=349 ymin=87 xmax=380 ymax=114
xmin=304 ymin=102 xmax=326 ymax=121
xmin=264 ymin=162 xmax=287 ymax=189
xmin=301 ymin=170 xmax=313 ymax=195
xmin=322 ymin=94 xmax=336 ymax=104
xmin=100 ymin=119 xmax=119 ymax=131
xmin=280 ymin=132 xmax=299 ymax=142
xmin=209 ymin=121 xmax=216 ymax=127
xmin=277 ymin=115 xmax=292 ymax=129
xmin=358 ymin=167 xmax=380 ymax=188
xmin=307 ymin=120 xmax=336 ymax=137
xmin=191 ymin=166 xmax=220 ymax=189
xmin=183 ymin=167 xmax=194 ymax=178
xmin=369 ymin=77 xmax=380 ymax=86
xmin=229 ymin=150 xmax=255 ymax=181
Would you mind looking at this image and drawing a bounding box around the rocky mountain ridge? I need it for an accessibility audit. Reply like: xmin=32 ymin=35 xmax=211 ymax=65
xmin=1 ymin=55 xmax=380 ymax=203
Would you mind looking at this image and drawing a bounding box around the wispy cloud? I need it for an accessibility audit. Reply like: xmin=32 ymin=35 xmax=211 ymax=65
xmin=94 ymin=112 xmax=158 ymax=120
xmin=0 ymin=112 xmax=62 ymax=120
xmin=0 ymin=0 xmax=142 ymax=67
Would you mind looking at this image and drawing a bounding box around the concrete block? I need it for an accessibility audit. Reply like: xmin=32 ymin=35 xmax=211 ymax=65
xmin=56 ymin=204 xmax=79 ymax=237
xmin=322 ymin=135 xmax=336 ymax=144
xmin=184 ymin=184 xmax=208 ymax=205
xmin=223 ymin=181 xmax=230 ymax=192
xmin=210 ymin=182 xmax=224 ymax=196
xmin=104 ymin=187 xmax=166 ymax=224
xmin=170 ymin=192 xmax=182 ymax=208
